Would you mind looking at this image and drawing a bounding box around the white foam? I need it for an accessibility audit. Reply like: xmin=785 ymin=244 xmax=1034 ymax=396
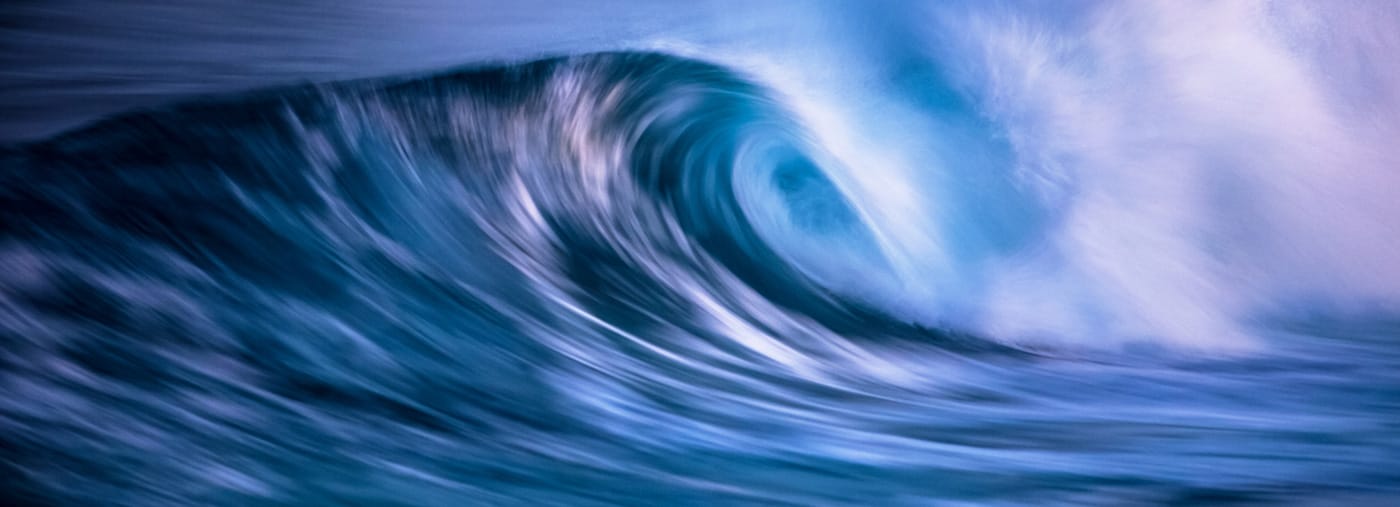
xmin=700 ymin=0 xmax=1400 ymax=351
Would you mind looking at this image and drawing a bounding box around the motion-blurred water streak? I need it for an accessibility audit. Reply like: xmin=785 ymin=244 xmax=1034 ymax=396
xmin=3 ymin=1 xmax=1400 ymax=505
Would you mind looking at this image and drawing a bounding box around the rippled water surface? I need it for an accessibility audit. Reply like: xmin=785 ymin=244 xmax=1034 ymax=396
xmin=4 ymin=1 xmax=1400 ymax=505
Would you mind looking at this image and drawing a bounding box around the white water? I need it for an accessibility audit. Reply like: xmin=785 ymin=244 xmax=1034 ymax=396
xmin=680 ymin=0 xmax=1400 ymax=351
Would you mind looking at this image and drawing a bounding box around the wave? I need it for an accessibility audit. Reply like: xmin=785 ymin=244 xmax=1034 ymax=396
xmin=2 ymin=50 xmax=1029 ymax=505
xmin=5 ymin=50 xmax=991 ymax=344
xmin=4 ymin=4 xmax=1400 ymax=503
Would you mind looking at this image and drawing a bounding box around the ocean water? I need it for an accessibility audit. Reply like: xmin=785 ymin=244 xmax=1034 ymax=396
xmin=3 ymin=1 xmax=1400 ymax=505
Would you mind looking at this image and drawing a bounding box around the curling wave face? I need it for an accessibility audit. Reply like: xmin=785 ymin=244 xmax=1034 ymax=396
xmin=3 ymin=51 xmax=1400 ymax=505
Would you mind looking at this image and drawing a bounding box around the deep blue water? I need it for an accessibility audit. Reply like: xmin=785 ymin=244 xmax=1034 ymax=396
xmin=4 ymin=2 xmax=1400 ymax=506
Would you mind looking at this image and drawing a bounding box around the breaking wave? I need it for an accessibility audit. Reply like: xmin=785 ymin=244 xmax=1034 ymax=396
xmin=4 ymin=2 xmax=1400 ymax=504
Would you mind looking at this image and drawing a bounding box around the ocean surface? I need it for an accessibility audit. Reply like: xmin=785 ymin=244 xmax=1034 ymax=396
xmin=4 ymin=1 xmax=1400 ymax=505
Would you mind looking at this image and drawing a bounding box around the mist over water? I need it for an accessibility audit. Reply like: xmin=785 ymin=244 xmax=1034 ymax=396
xmin=3 ymin=1 xmax=1400 ymax=505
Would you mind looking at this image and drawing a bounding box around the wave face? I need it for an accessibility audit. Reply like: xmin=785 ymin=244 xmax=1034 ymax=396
xmin=4 ymin=5 xmax=1400 ymax=505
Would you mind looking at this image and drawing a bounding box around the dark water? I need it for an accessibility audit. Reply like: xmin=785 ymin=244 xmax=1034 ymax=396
xmin=4 ymin=2 xmax=1400 ymax=506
